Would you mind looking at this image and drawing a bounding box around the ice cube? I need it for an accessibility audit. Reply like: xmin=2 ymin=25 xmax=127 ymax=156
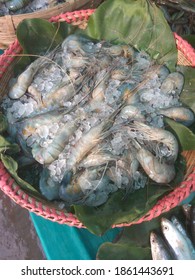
xmin=36 ymin=125 xmax=49 ymax=139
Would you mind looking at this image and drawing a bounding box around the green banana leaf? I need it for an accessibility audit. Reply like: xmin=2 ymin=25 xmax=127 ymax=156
xmin=165 ymin=118 xmax=195 ymax=151
xmin=82 ymin=0 xmax=177 ymax=71
xmin=74 ymin=154 xmax=186 ymax=235
xmin=75 ymin=186 xmax=169 ymax=236
xmin=15 ymin=1 xmax=177 ymax=72
xmin=15 ymin=19 xmax=78 ymax=74
xmin=0 ymin=136 xmax=19 ymax=154
xmin=179 ymin=66 xmax=195 ymax=113
xmin=17 ymin=19 xmax=78 ymax=56
xmin=97 ymin=206 xmax=185 ymax=259
xmin=1 ymin=154 xmax=43 ymax=198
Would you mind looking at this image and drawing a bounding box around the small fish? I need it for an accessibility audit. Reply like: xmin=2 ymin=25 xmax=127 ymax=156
xmin=161 ymin=217 xmax=194 ymax=260
xmin=150 ymin=231 xmax=172 ymax=260
xmin=171 ymin=215 xmax=195 ymax=259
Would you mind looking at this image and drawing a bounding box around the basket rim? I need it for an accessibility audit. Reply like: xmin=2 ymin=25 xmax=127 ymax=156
xmin=0 ymin=0 xmax=103 ymax=49
xmin=0 ymin=9 xmax=195 ymax=228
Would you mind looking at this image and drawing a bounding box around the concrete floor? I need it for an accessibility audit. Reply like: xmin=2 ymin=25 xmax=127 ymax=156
xmin=0 ymin=190 xmax=45 ymax=260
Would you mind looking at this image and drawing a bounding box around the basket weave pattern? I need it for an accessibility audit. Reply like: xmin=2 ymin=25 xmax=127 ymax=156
xmin=0 ymin=9 xmax=195 ymax=228
xmin=0 ymin=0 xmax=103 ymax=49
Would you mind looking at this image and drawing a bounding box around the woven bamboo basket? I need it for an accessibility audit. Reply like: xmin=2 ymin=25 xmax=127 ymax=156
xmin=0 ymin=0 xmax=104 ymax=49
xmin=0 ymin=9 xmax=195 ymax=229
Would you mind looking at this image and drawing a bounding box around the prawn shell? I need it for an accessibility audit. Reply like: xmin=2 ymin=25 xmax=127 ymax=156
xmin=16 ymin=112 xmax=62 ymax=139
xmin=103 ymin=45 xmax=123 ymax=56
xmin=119 ymin=105 xmax=145 ymax=121
xmin=126 ymin=121 xmax=179 ymax=163
xmin=157 ymin=65 xmax=170 ymax=82
xmin=159 ymin=107 xmax=195 ymax=126
xmin=111 ymin=68 xmax=129 ymax=80
xmin=150 ymin=231 xmax=172 ymax=260
xmin=79 ymin=152 xmax=116 ymax=168
xmin=160 ymin=72 xmax=184 ymax=96
xmin=9 ymin=57 xmax=45 ymax=99
xmin=136 ymin=148 xmax=176 ymax=184
xmin=62 ymin=34 xmax=98 ymax=55
xmin=59 ymin=170 xmax=84 ymax=203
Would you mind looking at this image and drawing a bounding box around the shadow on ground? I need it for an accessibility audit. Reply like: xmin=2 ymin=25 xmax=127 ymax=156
xmin=0 ymin=191 xmax=45 ymax=260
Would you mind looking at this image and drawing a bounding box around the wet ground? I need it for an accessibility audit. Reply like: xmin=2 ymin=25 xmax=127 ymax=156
xmin=0 ymin=190 xmax=45 ymax=260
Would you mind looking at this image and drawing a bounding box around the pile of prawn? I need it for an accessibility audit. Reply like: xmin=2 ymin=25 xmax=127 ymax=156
xmin=1 ymin=34 xmax=195 ymax=207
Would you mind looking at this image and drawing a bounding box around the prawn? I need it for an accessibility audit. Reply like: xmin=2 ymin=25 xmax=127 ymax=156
xmin=9 ymin=46 xmax=60 ymax=99
xmin=158 ymin=106 xmax=195 ymax=127
xmin=59 ymin=167 xmax=116 ymax=206
xmin=125 ymin=120 xmax=179 ymax=163
xmin=133 ymin=140 xmax=176 ymax=184
xmin=78 ymin=151 xmax=118 ymax=169
xmin=119 ymin=105 xmax=145 ymax=121
xmin=32 ymin=120 xmax=77 ymax=164
xmin=160 ymin=72 xmax=184 ymax=96
xmin=66 ymin=104 xmax=124 ymax=171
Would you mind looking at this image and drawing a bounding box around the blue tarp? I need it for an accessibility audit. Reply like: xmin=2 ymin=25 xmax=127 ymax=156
xmin=30 ymin=213 xmax=122 ymax=260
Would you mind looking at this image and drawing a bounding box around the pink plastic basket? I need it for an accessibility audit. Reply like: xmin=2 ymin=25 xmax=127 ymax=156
xmin=0 ymin=9 xmax=195 ymax=228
